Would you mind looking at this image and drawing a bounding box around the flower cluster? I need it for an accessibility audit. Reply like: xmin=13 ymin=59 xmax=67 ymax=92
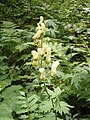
xmin=31 ymin=16 xmax=59 ymax=80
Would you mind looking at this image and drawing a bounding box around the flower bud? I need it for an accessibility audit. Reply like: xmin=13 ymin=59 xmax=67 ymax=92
xmin=51 ymin=61 xmax=59 ymax=77
xmin=40 ymin=16 xmax=44 ymax=23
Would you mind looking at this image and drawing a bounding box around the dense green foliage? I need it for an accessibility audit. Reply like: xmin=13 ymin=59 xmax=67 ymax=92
xmin=0 ymin=0 xmax=90 ymax=120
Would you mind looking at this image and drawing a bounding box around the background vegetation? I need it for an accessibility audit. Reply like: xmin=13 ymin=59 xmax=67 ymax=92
xmin=0 ymin=0 xmax=90 ymax=120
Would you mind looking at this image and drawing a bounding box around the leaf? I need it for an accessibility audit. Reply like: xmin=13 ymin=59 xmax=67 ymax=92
xmin=0 ymin=117 xmax=14 ymax=120
xmin=17 ymin=109 xmax=28 ymax=114
xmin=71 ymin=75 xmax=81 ymax=88
xmin=54 ymin=87 xmax=63 ymax=97
xmin=28 ymin=97 xmax=38 ymax=107
xmin=30 ymin=104 xmax=38 ymax=111
xmin=20 ymin=115 xmax=28 ymax=119
xmin=20 ymin=91 xmax=25 ymax=96
xmin=46 ymin=88 xmax=54 ymax=96
xmin=27 ymin=94 xmax=38 ymax=103
xmin=39 ymin=100 xmax=52 ymax=113
xmin=54 ymin=99 xmax=73 ymax=116
xmin=0 ymin=103 xmax=12 ymax=118
xmin=17 ymin=96 xmax=26 ymax=100
xmin=59 ymin=101 xmax=70 ymax=115
xmin=15 ymin=42 xmax=34 ymax=52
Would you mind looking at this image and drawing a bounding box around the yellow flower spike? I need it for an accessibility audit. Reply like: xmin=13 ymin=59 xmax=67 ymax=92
xmin=39 ymin=68 xmax=46 ymax=80
xmin=31 ymin=50 xmax=38 ymax=60
xmin=51 ymin=61 xmax=59 ymax=77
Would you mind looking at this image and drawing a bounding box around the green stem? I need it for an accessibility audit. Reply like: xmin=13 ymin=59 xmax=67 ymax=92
xmin=40 ymin=37 xmax=43 ymax=68
xmin=51 ymin=99 xmax=57 ymax=120
xmin=44 ymin=83 xmax=57 ymax=120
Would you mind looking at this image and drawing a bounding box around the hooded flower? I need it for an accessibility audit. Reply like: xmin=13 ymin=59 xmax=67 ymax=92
xmin=37 ymin=48 xmax=43 ymax=56
xmin=32 ymin=29 xmax=42 ymax=40
xmin=31 ymin=50 xmax=38 ymax=60
xmin=51 ymin=61 xmax=59 ymax=77
xmin=39 ymin=68 xmax=46 ymax=80
xmin=42 ymin=44 xmax=48 ymax=54
xmin=46 ymin=47 xmax=51 ymax=63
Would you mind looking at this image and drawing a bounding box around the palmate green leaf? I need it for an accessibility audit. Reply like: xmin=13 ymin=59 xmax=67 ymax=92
xmin=59 ymin=101 xmax=71 ymax=115
xmin=29 ymin=103 xmax=38 ymax=111
xmin=55 ymin=99 xmax=73 ymax=116
xmin=17 ymin=96 xmax=26 ymax=100
xmin=39 ymin=100 xmax=52 ymax=113
xmin=15 ymin=42 xmax=35 ymax=52
xmin=0 ymin=103 xmax=12 ymax=118
xmin=16 ymin=100 xmax=26 ymax=105
xmin=46 ymin=88 xmax=55 ymax=98
xmin=47 ymin=87 xmax=63 ymax=98
xmin=27 ymin=94 xmax=38 ymax=103
xmin=20 ymin=114 xmax=28 ymax=119
xmin=0 ymin=81 xmax=9 ymax=91
xmin=71 ymin=75 xmax=81 ymax=88
xmin=20 ymin=91 xmax=25 ymax=96
xmin=17 ymin=109 xmax=28 ymax=114
xmin=29 ymin=97 xmax=38 ymax=106
xmin=0 ymin=117 xmax=14 ymax=120
xmin=39 ymin=117 xmax=63 ymax=120
xmin=39 ymin=112 xmax=63 ymax=120
xmin=54 ymin=87 xmax=63 ymax=97
xmin=46 ymin=88 xmax=54 ymax=96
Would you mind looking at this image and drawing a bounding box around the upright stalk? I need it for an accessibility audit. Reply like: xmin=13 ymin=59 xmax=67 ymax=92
xmin=43 ymin=83 xmax=57 ymax=120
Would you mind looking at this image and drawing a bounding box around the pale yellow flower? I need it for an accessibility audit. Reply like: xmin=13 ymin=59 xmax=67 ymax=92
xmin=41 ymin=23 xmax=47 ymax=33
xmin=32 ymin=30 xmax=42 ymax=40
xmin=46 ymin=47 xmax=51 ymax=56
xmin=51 ymin=61 xmax=59 ymax=77
xmin=37 ymin=48 xmax=43 ymax=57
xmin=31 ymin=50 xmax=38 ymax=60
xmin=42 ymin=44 xmax=48 ymax=54
xmin=46 ymin=57 xmax=51 ymax=64
xmin=36 ymin=23 xmax=42 ymax=31
xmin=39 ymin=68 xmax=46 ymax=80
